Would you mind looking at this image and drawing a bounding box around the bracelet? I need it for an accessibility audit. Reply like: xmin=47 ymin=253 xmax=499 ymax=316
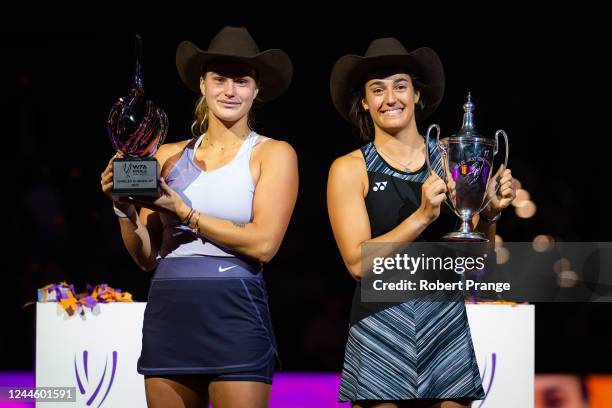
xmin=190 ymin=211 xmax=201 ymax=235
xmin=185 ymin=210 xmax=197 ymax=226
xmin=113 ymin=204 xmax=136 ymax=218
xmin=480 ymin=208 xmax=501 ymax=224
xmin=180 ymin=208 xmax=194 ymax=225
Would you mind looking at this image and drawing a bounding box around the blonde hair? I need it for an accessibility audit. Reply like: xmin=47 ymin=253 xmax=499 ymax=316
xmin=190 ymin=95 xmax=209 ymax=137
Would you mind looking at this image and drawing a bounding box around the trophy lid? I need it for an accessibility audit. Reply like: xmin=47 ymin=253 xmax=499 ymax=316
xmin=453 ymin=92 xmax=483 ymax=139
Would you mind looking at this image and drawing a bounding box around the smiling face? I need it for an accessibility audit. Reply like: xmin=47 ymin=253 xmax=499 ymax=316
xmin=362 ymin=71 xmax=420 ymax=134
xmin=199 ymin=61 xmax=259 ymax=125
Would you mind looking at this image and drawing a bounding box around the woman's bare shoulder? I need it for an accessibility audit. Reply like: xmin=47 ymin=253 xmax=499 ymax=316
xmin=156 ymin=139 xmax=191 ymax=156
xmin=328 ymin=148 xmax=368 ymax=197
xmin=254 ymin=136 xmax=296 ymax=160
xmin=330 ymin=148 xmax=366 ymax=173
xmin=154 ymin=139 xmax=192 ymax=164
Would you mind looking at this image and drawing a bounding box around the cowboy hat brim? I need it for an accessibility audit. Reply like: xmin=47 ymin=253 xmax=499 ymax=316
xmin=330 ymin=47 xmax=445 ymax=123
xmin=176 ymin=41 xmax=293 ymax=102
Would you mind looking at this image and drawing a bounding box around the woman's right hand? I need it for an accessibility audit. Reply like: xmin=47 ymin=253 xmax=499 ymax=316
xmin=417 ymin=171 xmax=447 ymax=224
xmin=101 ymin=151 xmax=124 ymax=202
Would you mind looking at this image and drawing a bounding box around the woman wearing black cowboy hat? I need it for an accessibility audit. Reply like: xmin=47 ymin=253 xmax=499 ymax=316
xmin=101 ymin=26 xmax=297 ymax=407
xmin=327 ymin=38 xmax=516 ymax=407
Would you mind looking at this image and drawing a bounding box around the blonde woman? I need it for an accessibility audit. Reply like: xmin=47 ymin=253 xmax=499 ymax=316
xmin=100 ymin=27 xmax=297 ymax=408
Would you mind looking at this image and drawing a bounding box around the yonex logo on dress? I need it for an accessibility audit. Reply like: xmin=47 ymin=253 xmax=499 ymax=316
xmin=373 ymin=181 xmax=387 ymax=191
xmin=218 ymin=265 xmax=238 ymax=272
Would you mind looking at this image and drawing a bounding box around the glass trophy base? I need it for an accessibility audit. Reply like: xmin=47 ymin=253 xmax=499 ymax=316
xmin=442 ymin=230 xmax=489 ymax=242
xmin=111 ymin=157 xmax=161 ymax=197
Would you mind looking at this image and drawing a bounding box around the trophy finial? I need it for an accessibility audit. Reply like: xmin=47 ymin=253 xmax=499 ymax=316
xmin=133 ymin=34 xmax=144 ymax=91
xmin=456 ymin=92 xmax=481 ymax=138
xmin=462 ymin=92 xmax=475 ymax=129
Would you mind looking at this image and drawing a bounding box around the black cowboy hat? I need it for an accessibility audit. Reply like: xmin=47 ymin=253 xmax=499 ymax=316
xmin=330 ymin=37 xmax=445 ymax=123
xmin=176 ymin=26 xmax=293 ymax=102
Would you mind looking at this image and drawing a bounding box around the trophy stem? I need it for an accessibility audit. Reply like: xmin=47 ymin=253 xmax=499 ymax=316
xmin=459 ymin=217 xmax=471 ymax=235
xmin=442 ymin=216 xmax=489 ymax=242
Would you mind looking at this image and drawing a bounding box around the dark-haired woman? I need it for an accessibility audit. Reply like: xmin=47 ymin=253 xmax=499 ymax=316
xmin=327 ymin=37 xmax=516 ymax=408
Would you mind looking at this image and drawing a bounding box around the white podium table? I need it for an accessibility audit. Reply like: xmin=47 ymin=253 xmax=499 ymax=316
xmin=467 ymin=304 xmax=534 ymax=407
xmin=36 ymin=302 xmax=533 ymax=407
xmin=36 ymin=302 xmax=147 ymax=408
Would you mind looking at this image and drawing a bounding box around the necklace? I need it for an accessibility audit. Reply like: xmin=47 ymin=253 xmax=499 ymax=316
xmin=377 ymin=143 xmax=425 ymax=172
xmin=200 ymin=131 xmax=249 ymax=152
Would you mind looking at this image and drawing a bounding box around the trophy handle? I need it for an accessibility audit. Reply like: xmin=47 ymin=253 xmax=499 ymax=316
xmin=425 ymin=124 xmax=441 ymax=175
xmin=425 ymin=124 xmax=456 ymax=214
xmin=477 ymin=129 xmax=509 ymax=213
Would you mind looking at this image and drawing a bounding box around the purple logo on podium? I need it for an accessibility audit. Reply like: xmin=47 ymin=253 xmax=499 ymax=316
xmin=74 ymin=350 xmax=118 ymax=407
xmin=473 ymin=352 xmax=497 ymax=407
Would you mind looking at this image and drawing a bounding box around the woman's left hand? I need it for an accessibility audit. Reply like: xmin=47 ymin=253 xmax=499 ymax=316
xmin=118 ymin=177 xmax=187 ymax=216
xmin=485 ymin=165 xmax=516 ymax=212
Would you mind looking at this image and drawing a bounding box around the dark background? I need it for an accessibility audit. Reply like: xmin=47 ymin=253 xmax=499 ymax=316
xmin=0 ymin=3 xmax=609 ymax=374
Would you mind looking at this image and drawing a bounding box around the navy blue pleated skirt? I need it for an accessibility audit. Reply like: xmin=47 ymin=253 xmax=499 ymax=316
xmin=137 ymin=256 xmax=278 ymax=382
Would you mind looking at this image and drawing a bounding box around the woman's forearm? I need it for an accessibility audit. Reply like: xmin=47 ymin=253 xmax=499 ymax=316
xmin=177 ymin=205 xmax=284 ymax=264
xmin=344 ymin=210 xmax=432 ymax=279
xmin=116 ymin=207 xmax=158 ymax=271
xmin=473 ymin=207 xmax=498 ymax=242
xmin=475 ymin=217 xmax=496 ymax=241
xmin=368 ymin=209 xmax=431 ymax=244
